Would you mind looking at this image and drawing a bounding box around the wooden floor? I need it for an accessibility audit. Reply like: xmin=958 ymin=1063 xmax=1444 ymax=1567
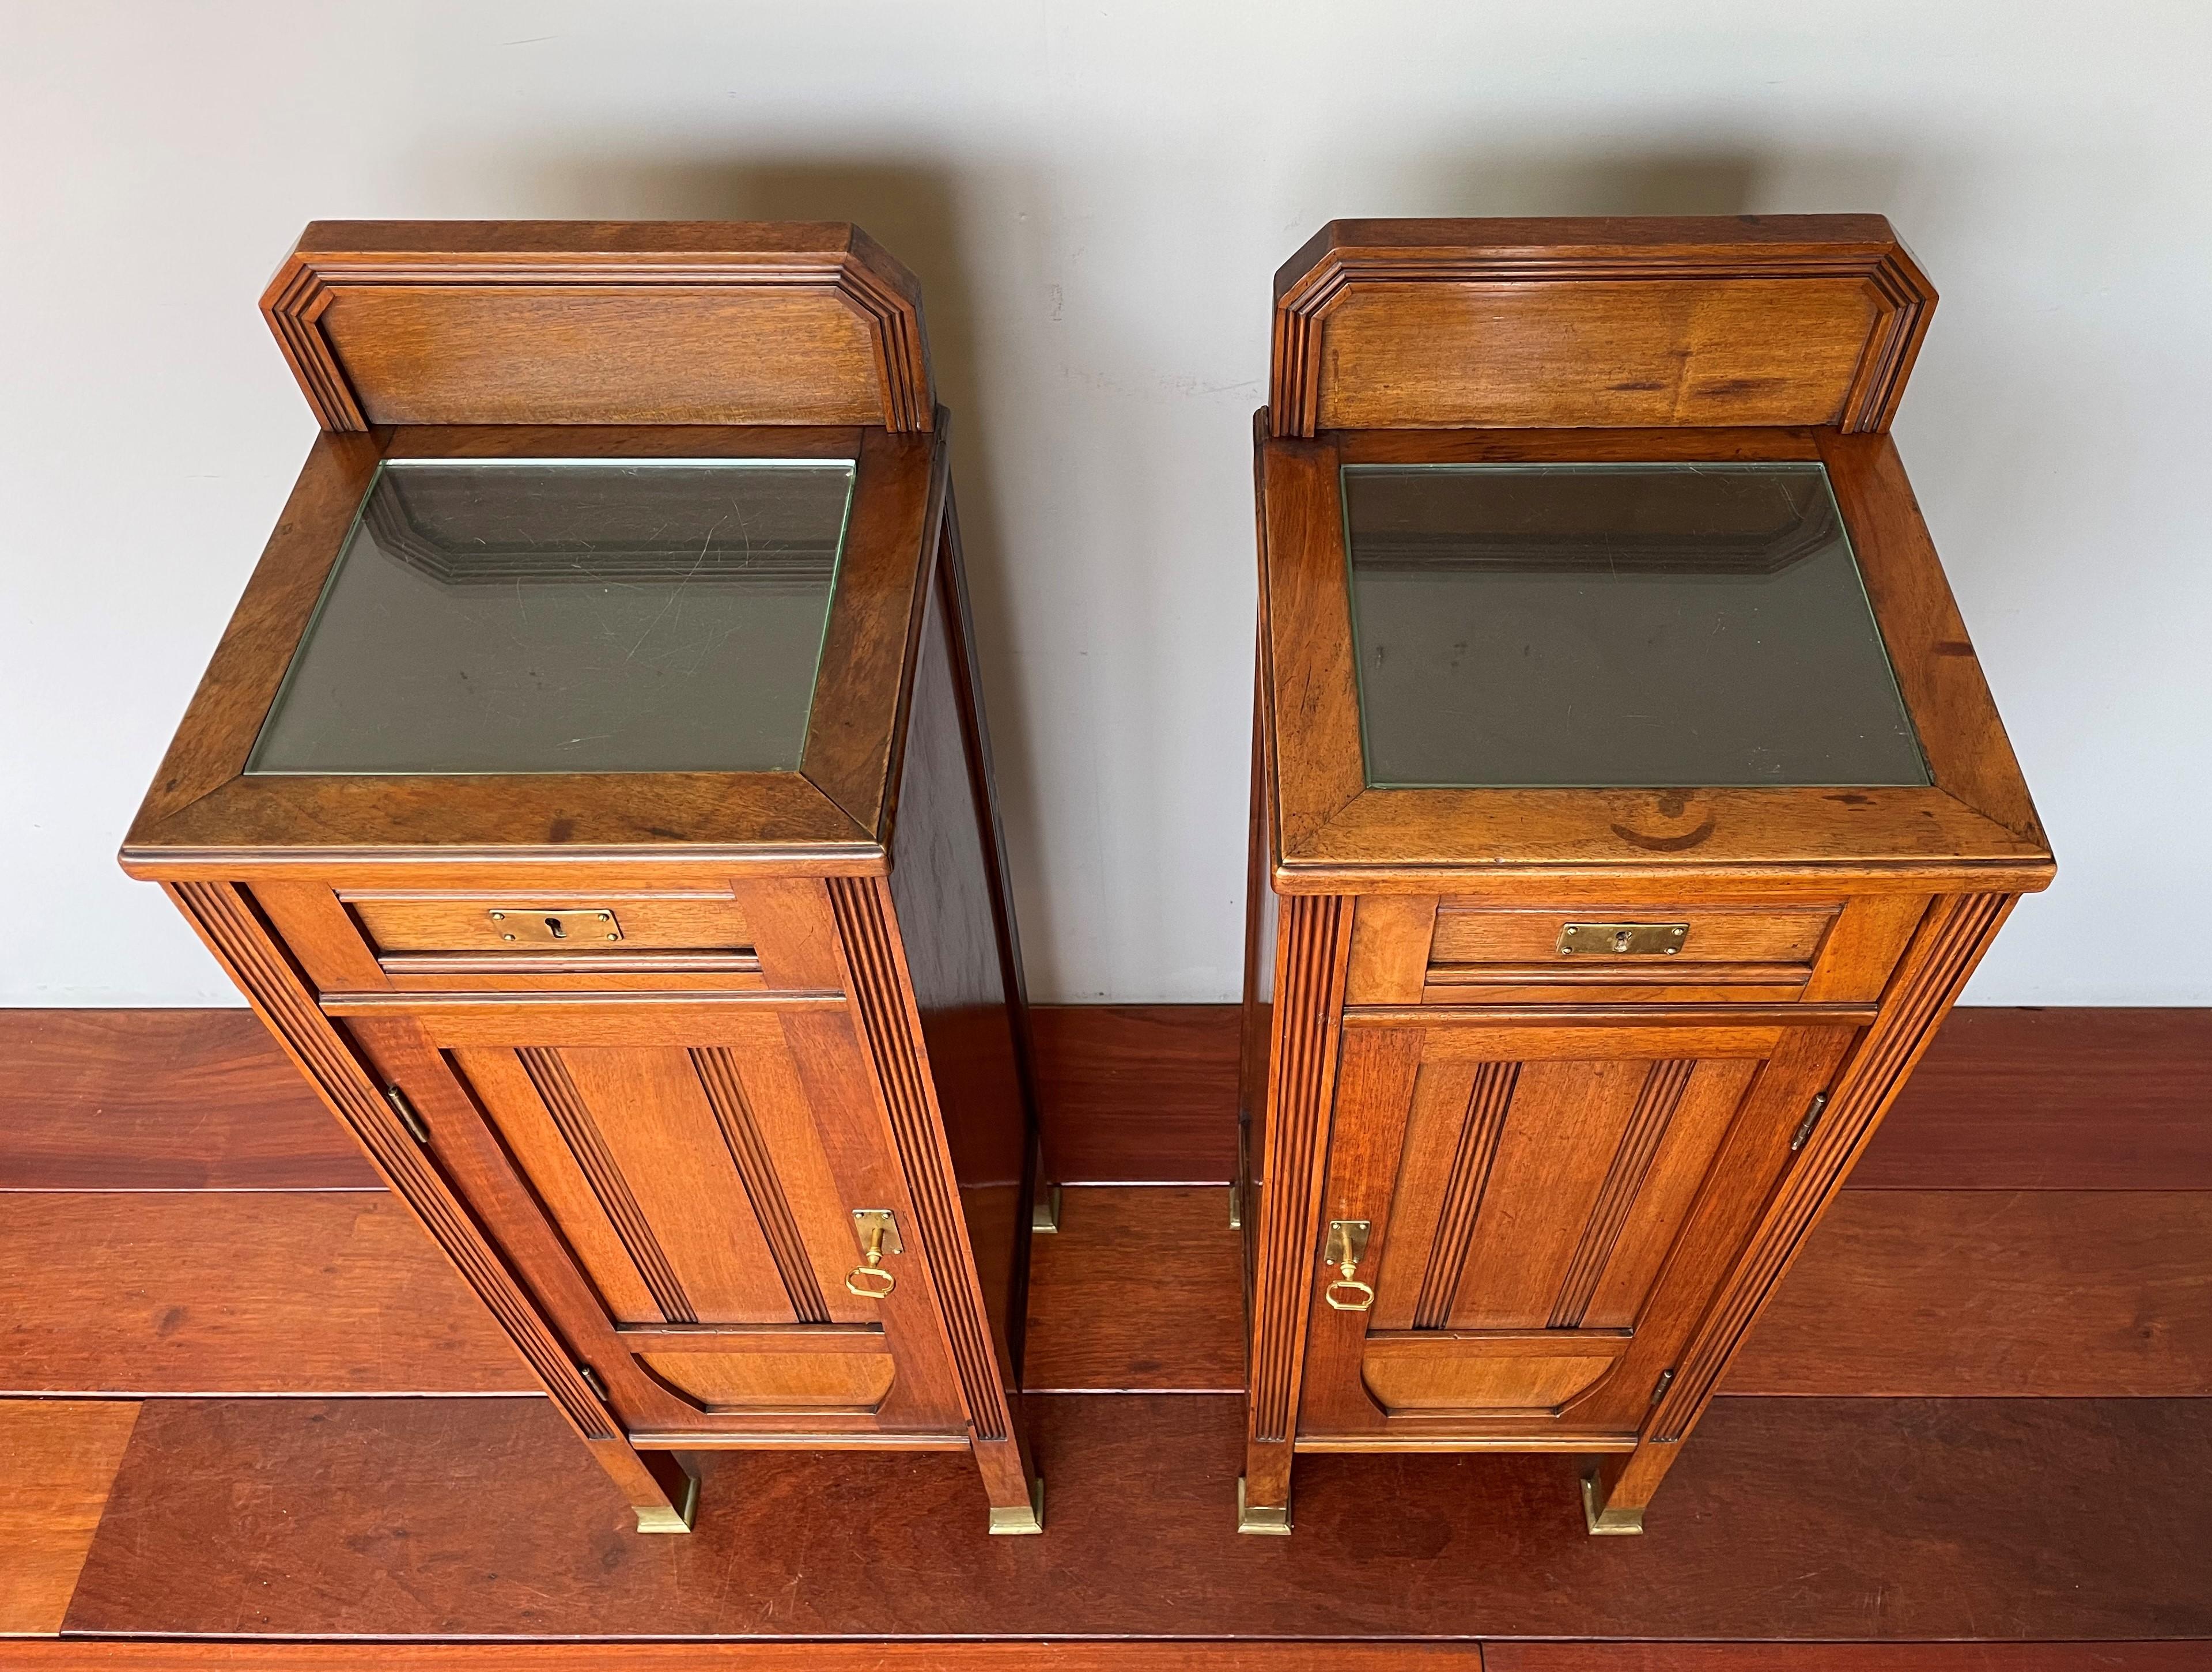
xmin=1 ymin=1005 xmax=2207 ymax=1667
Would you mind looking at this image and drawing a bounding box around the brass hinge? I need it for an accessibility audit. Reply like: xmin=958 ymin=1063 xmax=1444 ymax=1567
xmin=578 ymin=1364 xmax=610 ymax=1402
xmin=1789 ymin=1091 xmax=1830 ymax=1154
xmin=384 ymin=1085 xmax=430 ymax=1144
xmin=1651 ymin=1367 xmax=1676 ymax=1406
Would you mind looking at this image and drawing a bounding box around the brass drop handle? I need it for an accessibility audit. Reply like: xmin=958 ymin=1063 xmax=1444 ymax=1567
xmin=1323 ymin=1219 xmax=1374 ymax=1312
xmin=846 ymin=1208 xmax=902 ymax=1300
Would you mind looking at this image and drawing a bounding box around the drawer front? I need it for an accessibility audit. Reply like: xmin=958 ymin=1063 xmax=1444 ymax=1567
xmin=1341 ymin=894 xmax=1934 ymax=1007
xmin=1421 ymin=902 xmax=1837 ymax=1003
xmin=251 ymin=877 xmax=851 ymax=996
xmin=350 ymin=893 xmax=753 ymax=957
xmin=1430 ymin=905 xmax=1834 ymax=967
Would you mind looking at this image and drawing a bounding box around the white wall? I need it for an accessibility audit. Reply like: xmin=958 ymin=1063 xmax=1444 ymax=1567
xmin=3 ymin=1 xmax=2206 ymax=1006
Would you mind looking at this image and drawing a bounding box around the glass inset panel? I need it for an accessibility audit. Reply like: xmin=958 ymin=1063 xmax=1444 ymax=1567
xmin=248 ymin=459 xmax=855 ymax=775
xmin=1343 ymin=462 xmax=1929 ymax=788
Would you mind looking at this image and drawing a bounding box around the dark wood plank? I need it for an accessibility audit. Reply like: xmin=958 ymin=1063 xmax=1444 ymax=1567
xmin=1858 ymin=1008 xmax=2212 ymax=1190
xmin=1024 ymin=1187 xmax=1242 ymax=1391
xmin=1031 ymin=1005 xmax=1240 ymax=1183
xmin=0 ymin=1011 xmax=376 ymax=1191
xmin=0 ymin=1400 xmax=139 ymax=1634
xmin=0 ymin=1648 xmax=1483 ymax=1670
xmin=1731 ymin=1190 xmax=2212 ymax=1397
xmin=6 ymin=1006 xmax=2203 ymax=1194
xmin=0 ymin=1194 xmax=531 ymax=1395
xmin=65 ymin=1394 xmax=2212 ymax=1640
xmin=1492 ymin=1648 xmax=2212 ymax=1671
xmin=6 ymin=1183 xmax=2196 ymax=1405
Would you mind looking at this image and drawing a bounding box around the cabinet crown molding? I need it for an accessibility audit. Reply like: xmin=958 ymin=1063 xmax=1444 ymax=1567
xmin=1269 ymin=214 xmax=1935 ymax=438
xmin=262 ymin=220 xmax=934 ymax=433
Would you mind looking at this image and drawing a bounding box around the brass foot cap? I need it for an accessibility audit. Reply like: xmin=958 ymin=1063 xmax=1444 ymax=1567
xmin=989 ymin=1474 xmax=1046 ymax=1535
xmin=1237 ymin=1476 xmax=1292 ymax=1535
xmin=633 ymin=1469 xmax=700 ymax=1534
xmin=1581 ymin=1466 xmax=1644 ymax=1536
xmin=1031 ymin=1185 xmax=1063 ymax=1234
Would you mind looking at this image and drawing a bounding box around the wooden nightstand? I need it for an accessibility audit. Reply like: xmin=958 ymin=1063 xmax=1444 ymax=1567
xmin=1238 ymin=216 xmax=2054 ymax=1534
xmin=122 ymin=221 xmax=1045 ymax=1535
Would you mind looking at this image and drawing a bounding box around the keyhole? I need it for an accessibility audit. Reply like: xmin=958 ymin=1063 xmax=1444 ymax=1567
xmin=545 ymin=917 xmax=566 ymax=940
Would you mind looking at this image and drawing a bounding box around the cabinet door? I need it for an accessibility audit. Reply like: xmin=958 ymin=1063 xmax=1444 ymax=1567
xmin=1296 ymin=1015 xmax=1855 ymax=1445
xmin=344 ymin=1001 xmax=967 ymax=1442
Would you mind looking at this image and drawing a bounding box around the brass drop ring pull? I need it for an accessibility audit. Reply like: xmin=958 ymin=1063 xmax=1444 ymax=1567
xmin=845 ymin=1207 xmax=902 ymax=1301
xmin=1325 ymin=1275 xmax=1375 ymax=1312
xmin=846 ymin=1258 xmax=896 ymax=1300
xmin=1322 ymin=1218 xmax=1374 ymax=1312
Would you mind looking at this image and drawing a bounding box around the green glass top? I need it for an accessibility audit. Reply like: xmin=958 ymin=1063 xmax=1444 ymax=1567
xmin=1342 ymin=461 xmax=1929 ymax=789
xmin=247 ymin=459 xmax=854 ymax=776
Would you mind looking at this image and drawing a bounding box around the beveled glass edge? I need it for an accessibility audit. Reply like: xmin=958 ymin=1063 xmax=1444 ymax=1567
xmin=1338 ymin=458 xmax=1934 ymax=792
xmin=242 ymin=455 xmax=861 ymax=778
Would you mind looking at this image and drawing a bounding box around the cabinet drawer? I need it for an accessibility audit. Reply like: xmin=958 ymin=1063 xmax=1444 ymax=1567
xmin=1421 ymin=902 xmax=1837 ymax=1004
xmin=345 ymin=891 xmax=759 ymax=978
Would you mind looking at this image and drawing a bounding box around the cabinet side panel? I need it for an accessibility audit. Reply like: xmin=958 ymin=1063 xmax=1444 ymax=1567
xmin=882 ymin=532 xmax=1034 ymax=1398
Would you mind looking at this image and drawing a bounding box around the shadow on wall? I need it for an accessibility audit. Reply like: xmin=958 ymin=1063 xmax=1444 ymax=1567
xmin=496 ymin=151 xmax=1061 ymax=961
xmin=1307 ymin=146 xmax=1909 ymax=222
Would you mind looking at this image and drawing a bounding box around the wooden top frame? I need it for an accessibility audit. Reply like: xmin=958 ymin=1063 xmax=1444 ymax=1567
xmin=1256 ymin=421 xmax=2054 ymax=896
xmin=1270 ymin=216 xmax=1935 ymax=437
xmin=263 ymin=221 xmax=934 ymax=432
xmin=122 ymin=420 xmax=948 ymax=881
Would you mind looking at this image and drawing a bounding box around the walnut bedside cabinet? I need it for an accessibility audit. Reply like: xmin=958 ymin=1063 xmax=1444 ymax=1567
xmin=1237 ymin=216 xmax=2053 ymax=1535
xmin=122 ymin=221 xmax=1046 ymax=1535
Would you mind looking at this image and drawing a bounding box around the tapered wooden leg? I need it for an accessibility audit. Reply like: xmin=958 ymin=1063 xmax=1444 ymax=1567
xmin=1239 ymin=1439 xmax=1295 ymax=1534
xmin=975 ymin=1427 xmax=1044 ymax=1534
xmin=1583 ymin=1440 xmax=1680 ymax=1535
xmin=591 ymin=1439 xmax=699 ymax=1534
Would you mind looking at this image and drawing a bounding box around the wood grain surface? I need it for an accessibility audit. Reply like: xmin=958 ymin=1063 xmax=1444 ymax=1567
xmin=1024 ymin=1186 xmax=1243 ymax=1391
xmin=0 ymin=1193 xmax=530 ymax=1395
xmin=1489 ymin=1648 xmax=2212 ymax=1671
xmin=1726 ymin=1190 xmax=2212 ymax=1396
xmin=61 ymin=1393 xmax=2212 ymax=1641
xmin=1031 ymin=1005 xmax=1242 ymax=1182
xmin=8 ymin=1006 xmax=2200 ymax=1193
xmin=0 ymin=1648 xmax=1490 ymax=1670
xmin=0 ymin=1011 xmax=375 ymax=1191
xmin=0 ymin=1400 xmax=139 ymax=1635
xmin=1858 ymin=1008 xmax=2212 ymax=1189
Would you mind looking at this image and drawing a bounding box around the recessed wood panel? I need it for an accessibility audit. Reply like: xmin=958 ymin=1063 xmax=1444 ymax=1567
xmin=320 ymin=286 xmax=886 ymax=428
xmin=1316 ymin=277 xmax=1880 ymax=431
xmin=1445 ymin=1060 xmax=1651 ymax=1328
xmin=640 ymin=1351 xmax=895 ymax=1411
xmin=1361 ymin=1331 xmax=1629 ymax=1417
xmin=553 ymin=1048 xmax=796 ymax=1325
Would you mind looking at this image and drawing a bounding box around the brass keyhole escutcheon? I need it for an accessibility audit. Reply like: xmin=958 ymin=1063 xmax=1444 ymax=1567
xmin=1324 ymin=1219 xmax=1374 ymax=1312
xmin=483 ymin=907 xmax=623 ymax=945
xmin=846 ymin=1208 xmax=903 ymax=1300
